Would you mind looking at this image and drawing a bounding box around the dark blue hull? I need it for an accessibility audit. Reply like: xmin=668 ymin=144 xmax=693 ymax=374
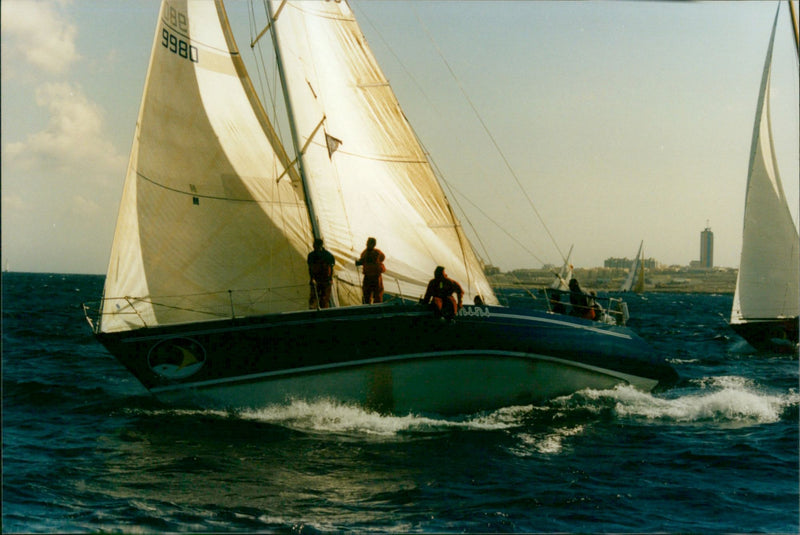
xmin=94 ymin=303 xmax=678 ymax=414
xmin=730 ymin=317 xmax=799 ymax=353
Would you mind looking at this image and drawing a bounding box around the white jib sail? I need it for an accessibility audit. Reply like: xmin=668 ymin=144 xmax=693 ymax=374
xmin=731 ymin=6 xmax=799 ymax=325
xmin=268 ymin=1 xmax=497 ymax=306
xmin=100 ymin=0 xmax=314 ymax=333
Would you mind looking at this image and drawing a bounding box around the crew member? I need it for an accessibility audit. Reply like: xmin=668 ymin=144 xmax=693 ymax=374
xmin=307 ymin=238 xmax=335 ymax=309
xmin=568 ymin=278 xmax=595 ymax=320
xmin=355 ymin=237 xmax=385 ymax=304
xmin=421 ymin=266 xmax=464 ymax=320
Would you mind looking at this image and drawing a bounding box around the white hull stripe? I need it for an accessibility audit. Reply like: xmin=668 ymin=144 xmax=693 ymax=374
xmin=491 ymin=312 xmax=632 ymax=339
xmin=150 ymin=349 xmax=649 ymax=394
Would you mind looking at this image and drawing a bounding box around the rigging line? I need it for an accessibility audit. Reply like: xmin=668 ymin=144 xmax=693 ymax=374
xmin=357 ymin=5 xmax=495 ymax=296
xmin=356 ymin=2 xmax=545 ymax=277
xmin=353 ymin=5 xmax=440 ymax=113
xmin=437 ymin=173 xmax=550 ymax=268
xmin=427 ymin=152 xmax=497 ymax=275
xmin=411 ymin=6 xmax=566 ymax=265
xmin=247 ymin=1 xmax=287 ymax=149
xmin=432 ymin=143 xmax=547 ymax=300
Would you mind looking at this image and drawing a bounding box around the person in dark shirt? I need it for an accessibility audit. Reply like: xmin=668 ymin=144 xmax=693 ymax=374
xmin=307 ymin=238 xmax=335 ymax=309
xmin=421 ymin=266 xmax=463 ymax=320
xmin=568 ymin=278 xmax=595 ymax=320
xmin=549 ymin=290 xmax=566 ymax=314
xmin=355 ymin=237 xmax=385 ymax=304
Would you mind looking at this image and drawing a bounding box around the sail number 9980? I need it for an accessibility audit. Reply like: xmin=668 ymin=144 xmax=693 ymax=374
xmin=162 ymin=29 xmax=198 ymax=63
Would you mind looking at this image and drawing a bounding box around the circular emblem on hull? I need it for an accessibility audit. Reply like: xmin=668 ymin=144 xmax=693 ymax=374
xmin=148 ymin=337 xmax=206 ymax=380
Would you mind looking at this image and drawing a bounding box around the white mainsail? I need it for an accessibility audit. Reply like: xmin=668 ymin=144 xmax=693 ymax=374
xmin=731 ymin=5 xmax=799 ymax=326
xmin=267 ymin=0 xmax=497 ymax=306
xmin=100 ymin=1 xmax=314 ymax=333
xmin=620 ymin=241 xmax=644 ymax=293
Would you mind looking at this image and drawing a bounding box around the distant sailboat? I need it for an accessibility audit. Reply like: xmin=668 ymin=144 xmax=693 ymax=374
xmin=83 ymin=0 xmax=677 ymax=414
xmin=620 ymin=241 xmax=645 ymax=294
xmin=730 ymin=4 xmax=799 ymax=351
xmin=550 ymin=244 xmax=574 ymax=291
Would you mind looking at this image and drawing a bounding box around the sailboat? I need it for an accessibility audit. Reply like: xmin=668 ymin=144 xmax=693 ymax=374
xmin=550 ymin=244 xmax=574 ymax=291
xmin=730 ymin=4 xmax=799 ymax=351
xmin=84 ymin=0 xmax=677 ymax=415
xmin=620 ymin=241 xmax=645 ymax=294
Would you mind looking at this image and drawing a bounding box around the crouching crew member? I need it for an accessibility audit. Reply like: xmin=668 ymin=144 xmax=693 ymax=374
xmin=421 ymin=266 xmax=463 ymax=320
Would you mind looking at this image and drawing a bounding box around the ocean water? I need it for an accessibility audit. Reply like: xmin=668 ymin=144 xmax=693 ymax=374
xmin=2 ymin=272 xmax=798 ymax=533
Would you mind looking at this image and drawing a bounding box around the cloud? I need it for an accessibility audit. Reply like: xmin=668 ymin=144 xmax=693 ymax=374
xmin=0 ymin=0 xmax=79 ymax=75
xmin=4 ymin=82 xmax=126 ymax=185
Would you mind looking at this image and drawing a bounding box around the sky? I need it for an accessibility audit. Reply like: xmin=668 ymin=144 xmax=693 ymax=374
xmin=1 ymin=0 xmax=798 ymax=275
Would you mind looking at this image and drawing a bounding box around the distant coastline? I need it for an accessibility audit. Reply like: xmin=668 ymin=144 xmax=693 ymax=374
xmin=488 ymin=266 xmax=737 ymax=295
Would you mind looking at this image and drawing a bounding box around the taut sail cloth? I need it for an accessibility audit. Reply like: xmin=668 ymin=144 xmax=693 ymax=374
xmin=731 ymin=6 xmax=799 ymax=326
xmin=100 ymin=0 xmax=496 ymax=334
xmin=267 ymin=0 xmax=497 ymax=306
xmin=100 ymin=2 xmax=314 ymax=333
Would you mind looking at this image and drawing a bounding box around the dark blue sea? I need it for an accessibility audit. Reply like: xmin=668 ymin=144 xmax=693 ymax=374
xmin=2 ymin=272 xmax=798 ymax=533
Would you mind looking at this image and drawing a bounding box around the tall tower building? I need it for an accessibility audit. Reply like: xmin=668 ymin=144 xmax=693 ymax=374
xmin=700 ymin=223 xmax=713 ymax=268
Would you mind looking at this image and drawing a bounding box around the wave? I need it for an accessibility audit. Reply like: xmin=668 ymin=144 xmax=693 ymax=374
xmin=559 ymin=377 xmax=797 ymax=426
xmin=237 ymin=399 xmax=535 ymax=437
xmin=121 ymin=372 xmax=796 ymax=442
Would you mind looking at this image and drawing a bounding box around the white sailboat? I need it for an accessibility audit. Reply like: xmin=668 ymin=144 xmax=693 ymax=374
xmin=620 ymin=241 xmax=645 ymax=294
xmin=84 ymin=0 xmax=676 ymax=414
xmin=730 ymin=3 xmax=799 ymax=351
xmin=550 ymin=244 xmax=574 ymax=291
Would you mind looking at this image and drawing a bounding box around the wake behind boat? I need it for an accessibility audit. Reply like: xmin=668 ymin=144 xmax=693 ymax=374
xmin=84 ymin=0 xmax=677 ymax=415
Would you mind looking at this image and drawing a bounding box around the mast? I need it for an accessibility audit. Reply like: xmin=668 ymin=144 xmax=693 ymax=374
xmin=789 ymin=0 xmax=800 ymax=61
xmin=265 ymin=1 xmax=322 ymax=242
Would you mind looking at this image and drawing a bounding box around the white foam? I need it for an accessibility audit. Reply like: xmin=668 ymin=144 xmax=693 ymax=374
xmin=238 ymin=399 xmax=529 ymax=437
xmin=512 ymin=425 xmax=586 ymax=456
xmin=126 ymin=374 xmax=796 ymax=436
xmin=573 ymin=379 xmax=796 ymax=426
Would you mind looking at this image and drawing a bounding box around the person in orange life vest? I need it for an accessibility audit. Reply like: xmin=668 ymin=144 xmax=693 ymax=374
xmin=421 ymin=266 xmax=463 ymax=320
xmin=307 ymin=238 xmax=335 ymax=309
xmin=355 ymin=237 xmax=385 ymax=304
